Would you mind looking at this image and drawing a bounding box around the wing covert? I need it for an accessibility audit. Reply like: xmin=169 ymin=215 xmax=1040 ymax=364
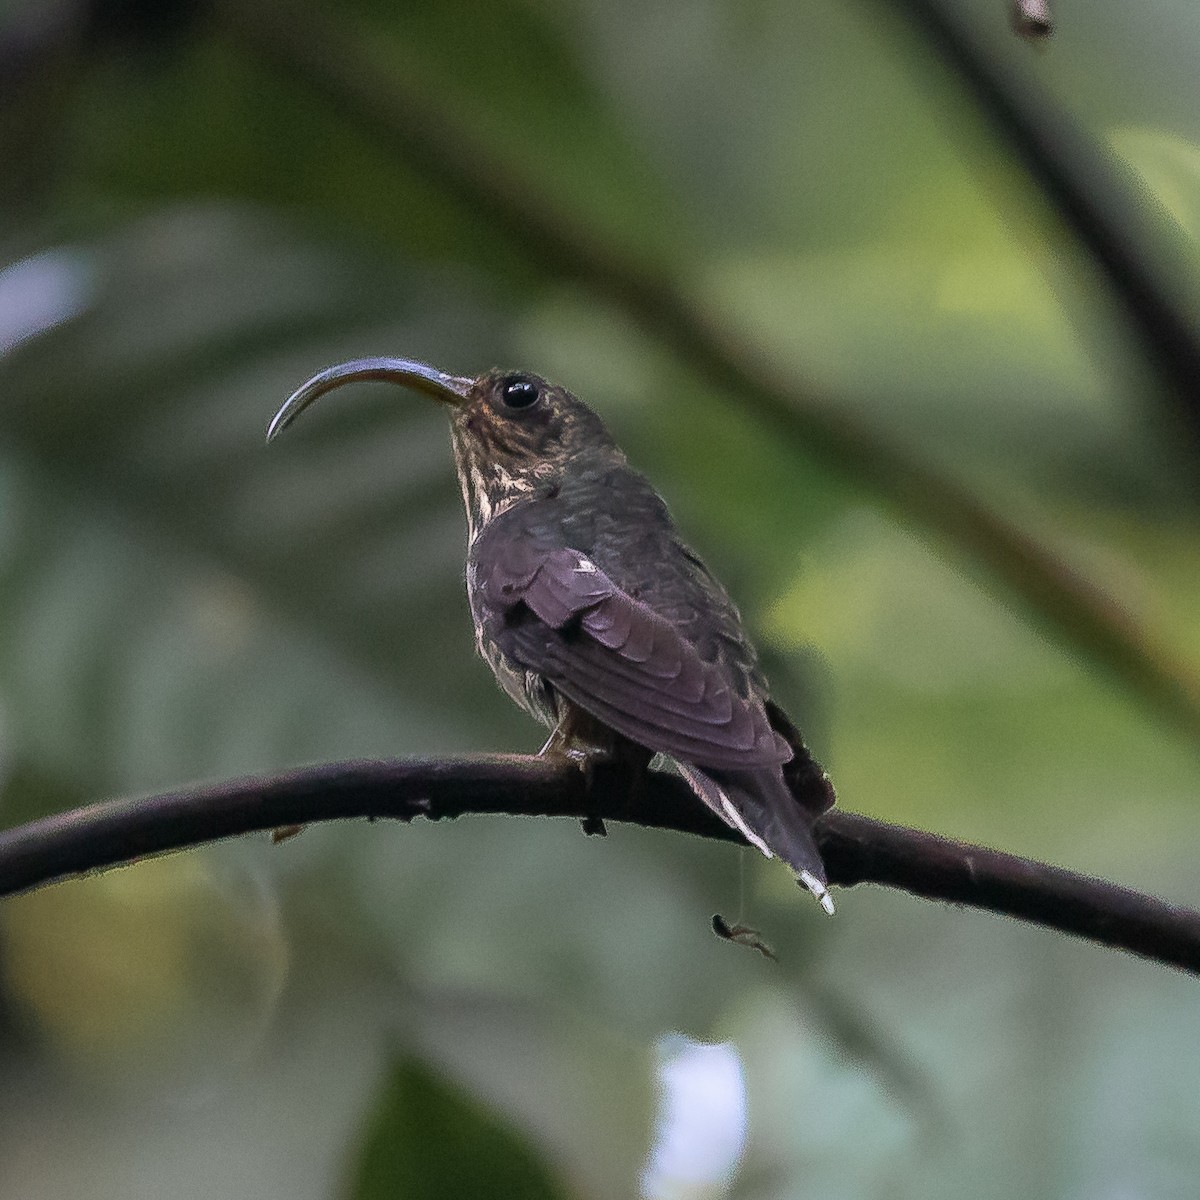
xmin=476 ymin=535 xmax=790 ymax=770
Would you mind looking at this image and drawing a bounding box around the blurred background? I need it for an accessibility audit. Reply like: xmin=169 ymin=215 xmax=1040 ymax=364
xmin=1 ymin=0 xmax=1199 ymax=1196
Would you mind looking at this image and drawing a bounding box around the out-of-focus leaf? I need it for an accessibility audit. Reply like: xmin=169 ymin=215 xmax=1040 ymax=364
xmin=0 ymin=852 xmax=288 ymax=1094
xmin=402 ymin=987 xmax=654 ymax=1200
xmin=0 ymin=2 xmax=81 ymax=225
xmin=760 ymin=505 xmax=1200 ymax=865
xmin=0 ymin=928 xmax=390 ymax=1200
xmin=728 ymin=985 xmax=913 ymax=1200
xmin=1111 ymin=127 xmax=1200 ymax=261
xmin=0 ymin=207 xmax=530 ymax=802
xmin=2 ymin=0 xmax=1200 ymax=1197
xmin=346 ymin=1050 xmax=569 ymax=1200
xmin=52 ymin=0 xmax=685 ymax=282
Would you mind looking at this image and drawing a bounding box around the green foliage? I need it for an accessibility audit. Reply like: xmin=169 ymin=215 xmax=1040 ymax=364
xmin=347 ymin=1052 xmax=568 ymax=1200
xmin=1 ymin=0 xmax=1200 ymax=1196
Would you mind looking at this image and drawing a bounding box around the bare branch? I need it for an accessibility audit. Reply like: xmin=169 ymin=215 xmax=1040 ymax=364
xmin=893 ymin=0 xmax=1200 ymax=440
xmin=1 ymin=756 xmax=1197 ymax=976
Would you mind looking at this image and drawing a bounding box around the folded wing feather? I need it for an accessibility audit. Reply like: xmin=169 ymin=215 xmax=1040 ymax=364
xmin=480 ymin=542 xmax=791 ymax=771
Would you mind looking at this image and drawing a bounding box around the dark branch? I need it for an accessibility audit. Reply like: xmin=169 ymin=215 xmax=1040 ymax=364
xmin=892 ymin=0 xmax=1200 ymax=444
xmin=1 ymin=755 xmax=1197 ymax=976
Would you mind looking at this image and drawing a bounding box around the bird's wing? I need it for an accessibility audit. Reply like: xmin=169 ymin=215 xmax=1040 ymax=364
xmin=478 ymin=538 xmax=791 ymax=770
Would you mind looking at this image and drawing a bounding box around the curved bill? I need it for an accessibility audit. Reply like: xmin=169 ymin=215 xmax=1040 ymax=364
xmin=266 ymin=357 xmax=473 ymax=442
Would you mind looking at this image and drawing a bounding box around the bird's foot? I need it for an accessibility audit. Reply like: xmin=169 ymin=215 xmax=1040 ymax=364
xmin=572 ymin=753 xmax=608 ymax=838
xmin=537 ymin=719 xmax=616 ymax=834
xmin=538 ymin=738 xmax=595 ymax=767
xmin=539 ymin=718 xmax=654 ymax=838
xmin=537 ymin=740 xmax=611 ymax=836
xmin=537 ymin=724 xmax=612 ymax=764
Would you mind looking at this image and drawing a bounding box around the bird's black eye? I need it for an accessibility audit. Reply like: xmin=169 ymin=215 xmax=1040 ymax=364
xmin=500 ymin=378 xmax=541 ymax=410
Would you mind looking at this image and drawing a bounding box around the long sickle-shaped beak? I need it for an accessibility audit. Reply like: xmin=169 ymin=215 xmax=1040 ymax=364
xmin=266 ymin=357 xmax=474 ymax=442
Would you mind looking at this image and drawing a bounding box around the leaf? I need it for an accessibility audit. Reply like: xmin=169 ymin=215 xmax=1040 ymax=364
xmin=4 ymin=4 xmax=1200 ymax=1198
xmin=345 ymin=1050 xmax=569 ymax=1200
xmin=0 ymin=207 xmax=532 ymax=802
xmin=400 ymin=987 xmax=655 ymax=1200
xmin=0 ymin=851 xmax=288 ymax=1092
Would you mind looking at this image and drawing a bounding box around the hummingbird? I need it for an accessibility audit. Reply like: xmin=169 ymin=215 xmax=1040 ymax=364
xmin=268 ymin=358 xmax=836 ymax=912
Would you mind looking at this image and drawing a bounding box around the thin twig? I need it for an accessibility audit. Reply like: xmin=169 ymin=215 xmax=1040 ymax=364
xmin=893 ymin=0 xmax=1200 ymax=439
xmin=0 ymin=755 xmax=1197 ymax=976
xmin=1010 ymin=0 xmax=1052 ymax=41
xmin=207 ymin=0 xmax=1200 ymax=746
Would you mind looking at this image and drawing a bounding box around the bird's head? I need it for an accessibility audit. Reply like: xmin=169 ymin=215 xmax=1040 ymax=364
xmin=268 ymin=357 xmax=625 ymax=535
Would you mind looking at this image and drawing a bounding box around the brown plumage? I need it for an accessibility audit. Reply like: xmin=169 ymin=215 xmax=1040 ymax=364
xmin=269 ymin=359 xmax=836 ymax=911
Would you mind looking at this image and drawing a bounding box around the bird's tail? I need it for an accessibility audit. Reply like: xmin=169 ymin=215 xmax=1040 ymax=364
xmin=675 ymin=761 xmax=834 ymax=915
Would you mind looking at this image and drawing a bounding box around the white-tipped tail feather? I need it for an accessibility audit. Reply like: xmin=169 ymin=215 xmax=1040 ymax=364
xmin=674 ymin=760 xmax=833 ymax=915
xmin=799 ymin=870 xmax=836 ymax=915
xmin=717 ymin=795 xmax=773 ymax=859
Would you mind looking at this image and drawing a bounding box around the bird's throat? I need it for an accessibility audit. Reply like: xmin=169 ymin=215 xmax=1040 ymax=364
xmin=451 ymin=429 xmax=545 ymax=542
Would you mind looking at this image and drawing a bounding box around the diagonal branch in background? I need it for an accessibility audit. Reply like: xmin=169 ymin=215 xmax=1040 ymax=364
xmin=209 ymin=0 xmax=1200 ymax=746
xmin=0 ymin=755 xmax=1197 ymax=975
xmin=891 ymin=0 xmax=1200 ymax=446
